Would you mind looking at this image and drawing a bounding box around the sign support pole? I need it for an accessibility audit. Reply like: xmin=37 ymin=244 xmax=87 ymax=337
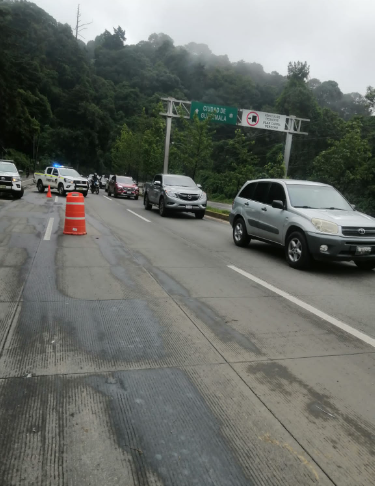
xmin=163 ymin=98 xmax=173 ymax=174
xmin=284 ymin=116 xmax=295 ymax=177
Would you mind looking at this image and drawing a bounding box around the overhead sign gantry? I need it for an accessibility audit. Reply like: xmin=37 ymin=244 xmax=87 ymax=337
xmin=160 ymin=98 xmax=309 ymax=176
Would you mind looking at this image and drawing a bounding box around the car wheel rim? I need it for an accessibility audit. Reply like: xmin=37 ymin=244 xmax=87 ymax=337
xmin=234 ymin=223 xmax=243 ymax=242
xmin=288 ymin=238 xmax=302 ymax=262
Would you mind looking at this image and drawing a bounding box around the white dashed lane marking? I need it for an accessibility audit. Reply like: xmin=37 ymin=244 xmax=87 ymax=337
xmin=44 ymin=218 xmax=54 ymax=241
xmin=228 ymin=264 xmax=375 ymax=349
xmin=127 ymin=209 xmax=151 ymax=223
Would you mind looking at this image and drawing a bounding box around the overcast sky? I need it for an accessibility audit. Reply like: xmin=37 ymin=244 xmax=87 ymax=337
xmin=34 ymin=0 xmax=374 ymax=95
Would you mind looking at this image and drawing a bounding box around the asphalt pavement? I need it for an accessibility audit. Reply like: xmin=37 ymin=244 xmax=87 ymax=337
xmin=0 ymin=185 xmax=374 ymax=486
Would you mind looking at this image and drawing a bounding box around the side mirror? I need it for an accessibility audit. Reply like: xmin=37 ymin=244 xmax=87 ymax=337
xmin=272 ymin=200 xmax=285 ymax=210
xmin=197 ymin=184 xmax=202 ymax=189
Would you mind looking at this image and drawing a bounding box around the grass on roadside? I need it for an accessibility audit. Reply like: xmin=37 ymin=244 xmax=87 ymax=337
xmin=207 ymin=206 xmax=231 ymax=216
xmin=208 ymin=196 xmax=233 ymax=205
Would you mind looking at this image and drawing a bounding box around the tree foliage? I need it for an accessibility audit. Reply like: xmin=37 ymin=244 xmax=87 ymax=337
xmin=0 ymin=2 xmax=375 ymax=214
xmin=312 ymin=121 xmax=375 ymax=214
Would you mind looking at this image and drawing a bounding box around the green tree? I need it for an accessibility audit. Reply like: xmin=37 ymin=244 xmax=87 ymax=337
xmin=260 ymin=144 xmax=285 ymax=178
xmin=312 ymin=121 xmax=375 ymax=213
xmin=142 ymin=122 xmax=164 ymax=179
xmin=111 ymin=124 xmax=140 ymax=176
xmin=171 ymin=113 xmax=214 ymax=179
xmin=365 ymin=86 xmax=375 ymax=114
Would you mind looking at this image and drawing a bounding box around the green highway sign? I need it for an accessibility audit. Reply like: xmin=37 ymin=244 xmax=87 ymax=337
xmin=190 ymin=102 xmax=238 ymax=125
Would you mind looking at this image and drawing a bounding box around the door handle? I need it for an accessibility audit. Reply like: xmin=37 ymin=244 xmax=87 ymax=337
xmin=261 ymin=207 xmax=267 ymax=211
xmin=244 ymin=201 xmax=250 ymax=206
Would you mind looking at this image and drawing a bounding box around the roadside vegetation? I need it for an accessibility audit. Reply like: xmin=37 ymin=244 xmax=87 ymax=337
xmin=1 ymin=1 xmax=375 ymax=213
xmin=206 ymin=206 xmax=231 ymax=216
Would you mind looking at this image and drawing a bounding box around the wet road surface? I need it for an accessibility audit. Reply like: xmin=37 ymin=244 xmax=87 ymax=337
xmin=0 ymin=186 xmax=374 ymax=485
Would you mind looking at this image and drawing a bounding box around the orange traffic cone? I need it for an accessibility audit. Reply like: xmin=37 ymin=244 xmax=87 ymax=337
xmin=63 ymin=192 xmax=87 ymax=235
xmin=46 ymin=185 xmax=52 ymax=198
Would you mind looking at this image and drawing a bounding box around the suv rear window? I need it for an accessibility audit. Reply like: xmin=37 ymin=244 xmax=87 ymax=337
xmin=253 ymin=182 xmax=271 ymax=203
xmin=239 ymin=182 xmax=257 ymax=200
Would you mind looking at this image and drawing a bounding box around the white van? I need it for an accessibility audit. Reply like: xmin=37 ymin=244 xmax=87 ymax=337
xmin=0 ymin=160 xmax=24 ymax=199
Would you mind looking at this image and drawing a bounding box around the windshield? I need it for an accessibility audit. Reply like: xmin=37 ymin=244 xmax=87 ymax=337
xmin=117 ymin=177 xmax=134 ymax=184
xmin=59 ymin=169 xmax=80 ymax=177
xmin=0 ymin=162 xmax=17 ymax=173
xmin=163 ymin=175 xmax=197 ymax=187
xmin=287 ymin=184 xmax=352 ymax=210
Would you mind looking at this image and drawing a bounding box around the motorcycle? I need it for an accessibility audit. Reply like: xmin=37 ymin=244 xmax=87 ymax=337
xmin=90 ymin=180 xmax=100 ymax=194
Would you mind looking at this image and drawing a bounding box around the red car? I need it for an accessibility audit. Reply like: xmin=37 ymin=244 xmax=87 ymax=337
xmin=108 ymin=176 xmax=139 ymax=199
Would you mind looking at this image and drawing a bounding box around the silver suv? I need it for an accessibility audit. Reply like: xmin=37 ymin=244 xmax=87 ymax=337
xmin=229 ymin=179 xmax=375 ymax=270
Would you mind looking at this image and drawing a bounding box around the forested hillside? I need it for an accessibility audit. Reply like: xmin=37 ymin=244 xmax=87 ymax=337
xmin=1 ymin=0 xmax=375 ymax=212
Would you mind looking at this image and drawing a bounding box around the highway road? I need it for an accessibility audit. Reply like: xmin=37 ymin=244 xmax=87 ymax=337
xmin=0 ymin=184 xmax=374 ymax=486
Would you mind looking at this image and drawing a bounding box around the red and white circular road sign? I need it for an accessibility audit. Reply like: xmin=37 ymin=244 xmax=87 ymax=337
xmin=246 ymin=111 xmax=259 ymax=127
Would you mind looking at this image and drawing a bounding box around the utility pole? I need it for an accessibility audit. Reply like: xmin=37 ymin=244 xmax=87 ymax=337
xmin=74 ymin=4 xmax=92 ymax=40
xmin=163 ymin=99 xmax=173 ymax=174
xmin=283 ymin=116 xmax=295 ymax=176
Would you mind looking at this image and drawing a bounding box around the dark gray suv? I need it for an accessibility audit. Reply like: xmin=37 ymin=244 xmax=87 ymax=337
xmin=229 ymin=179 xmax=375 ymax=270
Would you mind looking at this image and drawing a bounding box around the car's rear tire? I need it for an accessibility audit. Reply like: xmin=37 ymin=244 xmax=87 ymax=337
xmin=195 ymin=211 xmax=205 ymax=219
xmin=159 ymin=197 xmax=168 ymax=217
xmin=144 ymin=194 xmax=152 ymax=210
xmin=37 ymin=180 xmax=45 ymax=193
xmin=83 ymin=192 xmax=88 ymax=198
xmin=114 ymin=190 xmax=118 ymax=198
xmin=286 ymin=231 xmax=311 ymax=269
xmin=233 ymin=218 xmax=251 ymax=247
xmin=134 ymin=196 xmax=139 ymax=200
xmin=354 ymin=260 xmax=375 ymax=271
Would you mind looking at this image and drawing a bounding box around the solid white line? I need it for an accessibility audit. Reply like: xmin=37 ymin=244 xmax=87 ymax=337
xmin=44 ymin=218 xmax=54 ymax=241
xmin=55 ymin=196 xmax=58 ymax=203
xmin=228 ymin=265 xmax=375 ymax=349
xmin=103 ymin=196 xmax=112 ymax=201
xmin=127 ymin=209 xmax=151 ymax=223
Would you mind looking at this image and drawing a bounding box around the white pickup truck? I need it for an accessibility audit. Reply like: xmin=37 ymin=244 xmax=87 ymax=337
xmin=34 ymin=166 xmax=88 ymax=197
xmin=0 ymin=160 xmax=24 ymax=199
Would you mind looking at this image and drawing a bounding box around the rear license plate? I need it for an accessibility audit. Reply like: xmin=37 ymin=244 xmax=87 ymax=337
xmin=356 ymin=246 xmax=372 ymax=255
xmin=186 ymin=205 xmax=193 ymax=209
xmin=127 ymin=190 xmax=132 ymax=194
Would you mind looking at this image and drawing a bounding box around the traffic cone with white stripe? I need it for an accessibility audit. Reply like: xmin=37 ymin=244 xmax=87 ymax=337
xmin=47 ymin=185 xmax=52 ymax=198
xmin=63 ymin=192 xmax=87 ymax=235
